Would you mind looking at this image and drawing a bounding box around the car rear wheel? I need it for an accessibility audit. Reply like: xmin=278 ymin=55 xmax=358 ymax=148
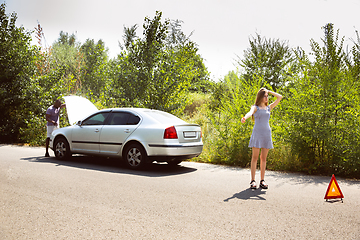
xmin=54 ymin=137 xmax=71 ymax=160
xmin=123 ymin=143 xmax=147 ymax=170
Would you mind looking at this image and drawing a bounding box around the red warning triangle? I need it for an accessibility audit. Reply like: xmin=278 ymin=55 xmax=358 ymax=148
xmin=324 ymin=174 xmax=344 ymax=200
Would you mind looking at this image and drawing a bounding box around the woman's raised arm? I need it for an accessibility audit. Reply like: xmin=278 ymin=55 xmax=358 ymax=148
xmin=269 ymin=90 xmax=283 ymax=110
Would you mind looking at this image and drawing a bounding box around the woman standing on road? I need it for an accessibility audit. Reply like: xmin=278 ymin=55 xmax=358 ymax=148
xmin=241 ymin=88 xmax=283 ymax=189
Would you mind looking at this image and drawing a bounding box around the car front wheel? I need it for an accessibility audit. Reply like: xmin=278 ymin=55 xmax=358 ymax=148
xmin=54 ymin=137 xmax=71 ymax=160
xmin=123 ymin=143 xmax=147 ymax=170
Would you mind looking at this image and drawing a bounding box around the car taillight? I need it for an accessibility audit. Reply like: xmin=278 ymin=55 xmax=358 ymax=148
xmin=164 ymin=126 xmax=178 ymax=139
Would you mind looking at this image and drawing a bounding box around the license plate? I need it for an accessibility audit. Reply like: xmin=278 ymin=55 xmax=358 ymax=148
xmin=184 ymin=131 xmax=196 ymax=138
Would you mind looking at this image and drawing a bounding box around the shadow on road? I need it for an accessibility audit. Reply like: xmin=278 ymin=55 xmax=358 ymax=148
xmin=223 ymin=188 xmax=266 ymax=202
xmin=266 ymin=171 xmax=360 ymax=187
xmin=20 ymin=155 xmax=197 ymax=177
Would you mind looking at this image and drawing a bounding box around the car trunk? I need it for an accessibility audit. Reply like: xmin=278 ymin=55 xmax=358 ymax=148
xmin=175 ymin=124 xmax=202 ymax=143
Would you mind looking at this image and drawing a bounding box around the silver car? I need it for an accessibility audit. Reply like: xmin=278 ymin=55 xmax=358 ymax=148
xmin=50 ymin=97 xmax=203 ymax=169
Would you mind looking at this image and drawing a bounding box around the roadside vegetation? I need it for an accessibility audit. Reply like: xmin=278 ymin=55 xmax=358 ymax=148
xmin=1 ymin=3 xmax=359 ymax=178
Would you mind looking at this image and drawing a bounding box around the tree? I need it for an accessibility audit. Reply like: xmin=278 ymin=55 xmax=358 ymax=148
xmin=80 ymin=39 xmax=109 ymax=99
xmin=57 ymin=31 xmax=76 ymax=46
xmin=0 ymin=3 xmax=37 ymax=142
xmin=350 ymin=29 xmax=360 ymax=83
xmin=50 ymin=32 xmax=84 ymax=94
xmin=166 ymin=19 xmax=211 ymax=93
xmin=120 ymin=24 xmax=138 ymax=50
xmin=285 ymin=24 xmax=360 ymax=176
xmin=238 ymin=33 xmax=295 ymax=91
xmin=111 ymin=11 xmax=209 ymax=114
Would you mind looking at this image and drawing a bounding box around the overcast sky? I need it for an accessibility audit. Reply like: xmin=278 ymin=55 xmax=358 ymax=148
xmin=4 ymin=0 xmax=360 ymax=79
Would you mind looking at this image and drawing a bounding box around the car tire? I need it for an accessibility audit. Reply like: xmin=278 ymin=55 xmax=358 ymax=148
xmin=54 ymin=137 xmax=71 ymax=160
xmin=123 ymin=143 xmax=147 ymax=170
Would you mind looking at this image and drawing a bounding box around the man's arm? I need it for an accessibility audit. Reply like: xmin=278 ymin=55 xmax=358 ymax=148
xmin=46 ymin=114 xmax=57 ymax=126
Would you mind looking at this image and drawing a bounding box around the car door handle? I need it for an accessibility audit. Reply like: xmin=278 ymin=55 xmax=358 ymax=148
xmin=124 ymin=129 xmax=131 ymax=133
xmin=95 ymin=129 xmax=99 ymax=133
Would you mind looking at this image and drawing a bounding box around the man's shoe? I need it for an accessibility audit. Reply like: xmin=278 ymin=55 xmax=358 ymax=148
xmin=45 ymin=152 xmax=50 ymax=157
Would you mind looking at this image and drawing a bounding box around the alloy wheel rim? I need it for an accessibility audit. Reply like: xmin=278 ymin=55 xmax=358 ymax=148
xmin=56 ymin=142 xmax=66 ymax=158
xmin=127 ymin=147 xmax=141 ymax=167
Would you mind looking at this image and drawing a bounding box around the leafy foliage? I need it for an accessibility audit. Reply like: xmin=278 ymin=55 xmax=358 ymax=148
xmin=238 ymin=33 xmax=296 ymax=91
xmin=0 ymin=3 xmax=37 ymax=142
xmin=80 ymin=39 xmax=109 ymax=99
xmin=110 ymin=11 xmax=209 ymax=114
xmin=283 ymin=24 xmax=360 ymax=176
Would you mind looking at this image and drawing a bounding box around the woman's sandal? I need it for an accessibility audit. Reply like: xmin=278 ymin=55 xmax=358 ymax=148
xmin=260 ymin=180 xmax=268 ymax=189
xmin=250 ymin=180 xmax=256 ymax=189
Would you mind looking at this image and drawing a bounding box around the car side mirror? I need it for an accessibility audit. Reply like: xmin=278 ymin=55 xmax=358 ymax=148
xmin=77 ymin=120 xmax=82 ymax=126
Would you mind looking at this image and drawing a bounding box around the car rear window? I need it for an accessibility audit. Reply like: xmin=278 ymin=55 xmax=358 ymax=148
xmin=143 ymin=110 xmax=184 ymax=124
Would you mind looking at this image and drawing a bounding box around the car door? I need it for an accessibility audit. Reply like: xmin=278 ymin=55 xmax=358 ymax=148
xmin=71 ymin=112 xmax=110 ymax=154
xmin=99 ymin=111 xmax=141 ymax=155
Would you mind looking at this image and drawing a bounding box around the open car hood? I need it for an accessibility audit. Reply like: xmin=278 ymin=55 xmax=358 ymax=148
xmin=63 ymin=96 xmax=98 ymax=125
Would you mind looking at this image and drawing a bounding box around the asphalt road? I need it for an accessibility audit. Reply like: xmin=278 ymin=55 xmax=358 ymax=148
xmin=0 ymin=144 xmax=359 ymax=239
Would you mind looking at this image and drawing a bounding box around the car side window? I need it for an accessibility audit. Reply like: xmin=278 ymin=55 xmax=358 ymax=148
xmin=107 ymin=112 xmax=140 ymax=125
xmin=82 ymin=112 xmax=109 ymax=126
xmin=127 ymin=114 xmax=140 ymax=125
xmin=108 ymin=112 xmax=130 ymax=125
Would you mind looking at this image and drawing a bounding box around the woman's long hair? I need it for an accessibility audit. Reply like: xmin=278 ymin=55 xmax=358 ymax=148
xmin=255 ymin=88 xmax=268 ymax=107
xmin=252 ymin=88 xmax=268 ymax=121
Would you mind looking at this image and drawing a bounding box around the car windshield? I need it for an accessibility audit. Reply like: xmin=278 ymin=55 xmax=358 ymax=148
xmin=143 ymin=110 xmax=185 ymax=125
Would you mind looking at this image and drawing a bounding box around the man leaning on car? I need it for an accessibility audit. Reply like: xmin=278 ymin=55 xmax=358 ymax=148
xmin=45 ymin=99 xmax=66 ymax=157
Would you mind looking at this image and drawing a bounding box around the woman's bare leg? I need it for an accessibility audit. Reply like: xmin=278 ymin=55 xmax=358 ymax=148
xmin=251 ymin=148 xmax=260 ymax=181
xmin=260 ymin=148 xmax=269 ymax=180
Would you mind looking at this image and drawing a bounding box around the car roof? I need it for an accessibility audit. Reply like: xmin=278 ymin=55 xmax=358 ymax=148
xmin=99 ymin=108 xmax=163 ymax=113
xmin=98 ymin=108 xmax=185 ymax=125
